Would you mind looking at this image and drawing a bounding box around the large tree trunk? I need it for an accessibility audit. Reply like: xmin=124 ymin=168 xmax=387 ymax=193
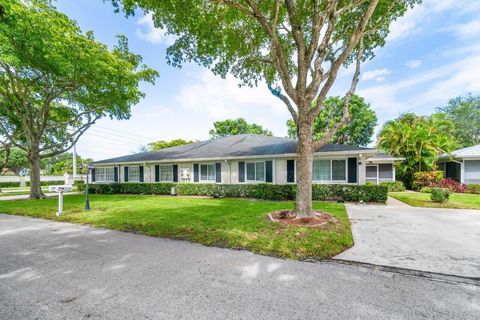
xmin=28 ymin=150 xmax=45 ymax=199
xmin=295 ymin=117 xmax=314 ymax=217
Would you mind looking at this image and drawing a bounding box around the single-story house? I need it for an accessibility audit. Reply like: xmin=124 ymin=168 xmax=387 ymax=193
xmin=438 ymin=144 xmax=480 ymax=184
xmin=92 ymin=134 xmax=403 ymax=185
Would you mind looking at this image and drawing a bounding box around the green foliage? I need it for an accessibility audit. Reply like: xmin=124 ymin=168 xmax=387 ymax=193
xmin=437 ymin=94 xmax=480 ymax=148
xmin=209 ymin=118 xmax=272 ymax=138
xmin=74 ymin=180 xmax=85 ymax=192
xmin=26 ymin=180 xmax=64 ymax=187
xmin=312 ymin=184 xmax=388 ymax=203
xmin=412 ymin=171 xmax=444 ymax=190
xmin=148 ymin=139 xmax=195 ymax=151
xmin=466 ymin=184 xmax=480 ymax=194
xmin=287 ymin=95 xmax=377 ymax=146
xmin=420 ymin=187 xmax=432 ymax=193
xmin=0 ymin=181 xmax=19 ymax=188
xmin=43 ymin=152 xmax=93 ymax=175
xmin=112 ymin=0 xmax=418 ymax=88
xmin=380 ymin=181 xmax=406 ymax=192
xmin=377 ymin=113 xmax=456 ymax=189
xmin=431 ymin=188 xmax=450 ymax=203
xmin=86 ymin=183 xmax=388 ymax=203
xmin=0 ymin=147 xmax=28 ymax=175
xmin=0 ymin=0 xmax=157 ymax=198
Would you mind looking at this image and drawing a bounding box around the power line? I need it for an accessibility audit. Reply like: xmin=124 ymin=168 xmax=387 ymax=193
xmin=95 ymin=125 xmax=158 ymax=141
xmin=91 ymin=128 xmax=153 ymax=143
xmin=80 ymin=134 xmax=146 ymax=148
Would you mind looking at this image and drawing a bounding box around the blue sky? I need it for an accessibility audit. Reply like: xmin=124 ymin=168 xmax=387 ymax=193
xmin=56 ymin=0 xmax=480 ymax=160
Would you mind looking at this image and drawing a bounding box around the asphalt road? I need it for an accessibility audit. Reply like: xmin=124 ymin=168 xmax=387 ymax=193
xmin=0 ymin=214 xmax=479 ymax=320
xmin=336 ymin=202 xmax=480 ymax=277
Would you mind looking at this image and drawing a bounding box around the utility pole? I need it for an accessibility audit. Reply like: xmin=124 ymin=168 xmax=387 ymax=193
xmin=73 ymin=144 xmax=77 ymax=178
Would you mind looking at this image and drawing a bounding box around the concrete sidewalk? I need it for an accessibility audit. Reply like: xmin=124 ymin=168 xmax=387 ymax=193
xmin=335 ymin=203 xmax=480 ymax=278
xmin=1 ymin=214 xmax=478 ymax=320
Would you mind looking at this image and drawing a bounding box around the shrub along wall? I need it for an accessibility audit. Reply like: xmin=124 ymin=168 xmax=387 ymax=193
xmin=26 ymin=180 xmax=65 ymax=187
xmin=0 ymin=182 xmax=21 ymax=188
xmin=80 ymin=182 xmax=388 ymax=203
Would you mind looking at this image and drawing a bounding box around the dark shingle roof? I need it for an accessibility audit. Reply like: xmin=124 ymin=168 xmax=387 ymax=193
xmin=93 ymin=134 xmax=376 ymax=164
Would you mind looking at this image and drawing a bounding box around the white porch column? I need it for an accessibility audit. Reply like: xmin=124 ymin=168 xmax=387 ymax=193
xmin=358 ymin=154 xmax=366 ymax=185
xmin=461 ymin=160 xmax=465 ymax=184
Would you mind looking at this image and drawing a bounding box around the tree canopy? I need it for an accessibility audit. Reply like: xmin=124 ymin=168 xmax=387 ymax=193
xmin=148 ymin=139 xmax=195 ymax=151
xmin=377 ymin=113 xmax=457 ymax=188
xmin=287 ymin=95 xmax=376 ymax=145
xmin=0 ymin=146 xmax=28 ymax=175
xmin=209 ymin=118 xmax=272 ymax=138
xmin=437 ymin=93 xmax=480 ymax=148
xmin=0 ymin=0 xmax=158 ymax=198
xmin=111 ymin=0 xmax=420 ymax=216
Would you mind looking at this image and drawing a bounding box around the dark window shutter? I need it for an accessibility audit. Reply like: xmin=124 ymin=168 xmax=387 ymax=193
xmin=238 ymin=162 xmax=245 ymax=183
xmin=124 ymin=166 xmax=129 ymax=182
xmin=114 ymin=167 xmax=118 ymax=182
xmin=265 ymin=161 xmax=273 ymax=183
xmin=215 ymin=163 xmax=221 ymax=183
xmin=193 ymin=164 xmax=199 ymax=182
xmin=91 ymin=168 xmax=96 ymax=182
xmin=173 ymin=164 xmax=178 ymax=182
xmin=155 ymin=165 xmax=160 ymax=182
xmin=348 ymin=158 xmax=358 ymax=183
xmin=287 ymin=160 xmax=295 ymax=183
xmin=139 ymin=166 xmax=144 ymax=182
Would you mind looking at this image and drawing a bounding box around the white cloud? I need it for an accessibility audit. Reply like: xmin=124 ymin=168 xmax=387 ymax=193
xmin=173 ymin=70 xmax=291 ymax=134
xmin=358 ymin=49 xmax=480 ymax=121
xmin=406 ymin=59 xmax=422 ymax=69
xmin=386 ymin=0 xmax=480 ymax=42
xmin=361 ymin=68 xmax=391 ymax=82
xmin=449 ymin=19 xmax=480 ymax=39
xmin=135 ymin=13 xmax=175 ymax=45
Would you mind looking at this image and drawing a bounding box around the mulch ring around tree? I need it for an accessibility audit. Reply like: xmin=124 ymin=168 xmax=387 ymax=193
xmin=268 ymin=210 xmax=338 ymax=228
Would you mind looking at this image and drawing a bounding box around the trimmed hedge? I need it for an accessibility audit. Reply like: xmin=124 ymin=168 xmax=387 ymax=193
xmin=0 ymin=182 xmax=20 ymax=188
xmin=380 ymin=181 xmax=406 ymax=192
xmin=26 ymin=180 xmax=65 ymax=187
xmin=74 ymin=180 xmax=86 ymax=192
xmin=84 ymin=182 xmax=388 ymax=203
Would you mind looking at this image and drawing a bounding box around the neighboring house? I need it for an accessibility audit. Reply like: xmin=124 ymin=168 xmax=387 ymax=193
xmin=92 ymin=134 xmax=403 ymax=185
xmin=438 ymin=144 xmax=480 ymax=184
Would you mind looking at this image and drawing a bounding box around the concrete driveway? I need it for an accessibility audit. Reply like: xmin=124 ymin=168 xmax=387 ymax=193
xmin=1 ymin=214 xmax=479 ymax=319
xmin=335 ymin=201 xmax=480 ymax=278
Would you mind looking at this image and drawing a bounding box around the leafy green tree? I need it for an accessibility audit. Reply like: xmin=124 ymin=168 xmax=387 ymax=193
xmin=377 ymin=113 xmax=457 ymax=189
xmin=0 ymin=147 xmax=29 ymax=175
xmin=287 ymin=95 xmax=376 ymax=146
xmin=0 ymin=0 xmax=158 ymax=198
xmin=148 ymin=139 xmax=195 ymax=151
xmin=43 ymin=153 xmax=93 ymax=176
xmin=209 ymin=118 xmax=272 ymax=138
xmin=112 ymin=0 xmax=419 ymax=216
xmin=437 ymin=93 xmax=480 ymax=148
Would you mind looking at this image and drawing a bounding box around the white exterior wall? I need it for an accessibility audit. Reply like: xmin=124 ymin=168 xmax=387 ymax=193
xmin=464 ymin=159 xmax=480 ymax=184
xmin=94 ymin=154 xmax=398 ymax=185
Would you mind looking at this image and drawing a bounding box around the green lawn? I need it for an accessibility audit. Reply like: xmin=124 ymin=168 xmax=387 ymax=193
xmin=390 ymin=192 xmax=480 ymax=209
xmin=0 ymin=195 xmax=352 ymax=259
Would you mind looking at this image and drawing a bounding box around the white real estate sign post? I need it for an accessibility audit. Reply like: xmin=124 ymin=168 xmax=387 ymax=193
xmin=48 ymin=185 xmax=72 ymax=216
